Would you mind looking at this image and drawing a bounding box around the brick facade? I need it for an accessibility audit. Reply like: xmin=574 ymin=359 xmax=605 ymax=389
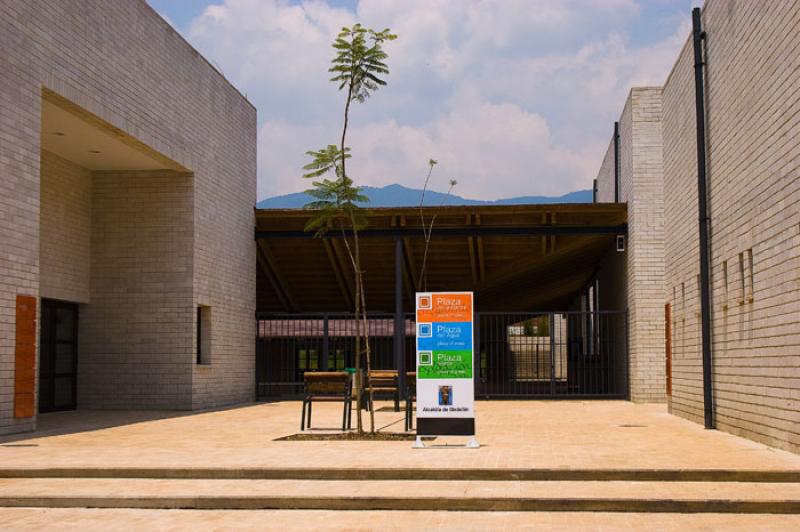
xmin=662 ymin=0 xmax=800 ymax=454
xmin=0 ymin=0 xmax=256 ymax=435
xmin=595 ymin=88 xmax=666 ymax=403
xmin=39 ymin=151 xmax=92 ymax=304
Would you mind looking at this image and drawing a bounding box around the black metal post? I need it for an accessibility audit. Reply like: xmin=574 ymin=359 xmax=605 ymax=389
xmin=474 ymin=314 xmax=480 ymax=397
xmin=322 ymin=314 xmax=329 ymax=371
xmin=592 ymin=179 xmax=598 ymax=203
xmin=549 ymin=313 xmax=556 ymax=395
xmin=394 ymin=237 xmax=406 ymax=397
xmin=693 ymin=6 xmax=714 ymax=430
xmin=614 ymin=121 xmax=620 ymax=203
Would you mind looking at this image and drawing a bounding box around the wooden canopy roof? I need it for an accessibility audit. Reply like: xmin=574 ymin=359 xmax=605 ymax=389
xmin=255 ymin=203 xmax=627 ymax=313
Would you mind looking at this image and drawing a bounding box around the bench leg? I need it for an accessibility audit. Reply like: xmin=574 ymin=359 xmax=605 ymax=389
xmin=347 ymin=397 xmax=352 ymax=429
xmin=301 ymin=398 xmax=307 ymax=431
xmin=394 ymin=390 xmax=400 ymax=412
xmin=307 ymin=400 xmax=313 ymax=429
xmin=342 ymin=398 xmax=348 ymax=431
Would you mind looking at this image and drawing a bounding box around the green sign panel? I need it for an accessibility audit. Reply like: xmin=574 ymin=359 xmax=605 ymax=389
xmin=417 ymin=350 xmax=473 ymax=379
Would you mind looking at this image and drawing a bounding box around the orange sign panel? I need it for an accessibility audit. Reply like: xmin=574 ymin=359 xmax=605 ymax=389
xmin=416 ymin=293 xmax=473 ymax=323
xmin=14 ymin=294 xmax=36 ymax=419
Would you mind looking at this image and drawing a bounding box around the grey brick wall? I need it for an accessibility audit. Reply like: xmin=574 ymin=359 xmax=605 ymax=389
xmin=39 ymin=151 xmax=92 ymax=304
xmin=0 ymin=0 xmax=256 ymax=434
xmin=78 ymin=171 xmax=194 ymax=409
xmin=663 ymin=0 xmax=800 ymax=453
xmin=595 ymin=88 xmax=666 ymax=403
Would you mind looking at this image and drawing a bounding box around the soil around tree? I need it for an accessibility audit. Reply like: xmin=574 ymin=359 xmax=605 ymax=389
xmin=275 ymin=432 xmax=436 ymax=442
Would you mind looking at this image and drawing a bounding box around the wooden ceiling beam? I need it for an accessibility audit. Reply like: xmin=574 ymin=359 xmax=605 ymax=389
xmin=400 ymin=216 xmax=420 ymax=292
xmin=475 ymin=214 xmax=486 ymax=283
xmin=257 ymin=240 xmax=300 ymax=313
xmin=256 ymin=243 xmax=290 ymax=312
xmin=330 ymin=238 xmax=355 ymax=298
xmin=467 ymin=214 xmax=479 ymax=286
xmin=323 ymin=238 xmax=354 ymax=310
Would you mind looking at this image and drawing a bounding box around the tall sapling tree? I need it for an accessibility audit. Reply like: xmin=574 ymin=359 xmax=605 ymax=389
xmin=303 ymin=24 xmax=396 ymax=433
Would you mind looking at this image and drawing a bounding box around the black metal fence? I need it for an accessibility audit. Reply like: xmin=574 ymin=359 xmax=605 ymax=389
xmin=475 ymin=312 xmax=627 ymax=398
xmin=256 ymin=310 xmax=627 ymax=399
xmin=256 ymin=313 xmax=415 ymax=398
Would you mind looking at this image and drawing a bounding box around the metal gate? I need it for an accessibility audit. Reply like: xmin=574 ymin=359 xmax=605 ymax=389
xmin=256 ymin=310 xmax=627 ymax=399
xmin=475 ymin=311 xmax=627 ymax=398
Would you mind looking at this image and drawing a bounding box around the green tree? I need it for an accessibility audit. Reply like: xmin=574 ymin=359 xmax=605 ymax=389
xmin=303 ymin=24 xmax=396 ymax=434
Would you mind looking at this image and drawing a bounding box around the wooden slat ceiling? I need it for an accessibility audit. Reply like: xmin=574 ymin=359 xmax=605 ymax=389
xmin=256 ymin=203 xmax=627 ymax=313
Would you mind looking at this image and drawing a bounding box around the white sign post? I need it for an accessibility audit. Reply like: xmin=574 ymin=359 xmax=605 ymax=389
xmin=414 ymin=292 xmax=478 ymax=448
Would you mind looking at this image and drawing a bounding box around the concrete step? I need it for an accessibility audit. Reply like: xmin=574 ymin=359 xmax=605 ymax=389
xmin=0 ymin=478 xmax=799 ymax=513
xmin=2 ymin=467 xmax=800 ymax=482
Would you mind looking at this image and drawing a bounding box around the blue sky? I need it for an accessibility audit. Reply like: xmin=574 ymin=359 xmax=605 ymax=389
xmin=148 ymin=0 xmax=700 ymax=201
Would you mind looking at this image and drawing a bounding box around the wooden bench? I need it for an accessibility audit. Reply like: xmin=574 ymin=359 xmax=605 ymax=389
xmin=301 ymin=371 xmax=352 ymax=431
xmin=366 ymin=370 xmax=400 ymax=412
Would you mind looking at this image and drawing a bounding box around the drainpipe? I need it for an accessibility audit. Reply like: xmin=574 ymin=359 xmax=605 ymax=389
xmin=613 ymin=122 xmax=620 ymax=203
xmin=692 ymin=7 xmax=714 ymax=430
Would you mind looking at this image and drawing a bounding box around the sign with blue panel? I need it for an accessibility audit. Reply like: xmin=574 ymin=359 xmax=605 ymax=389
xmin=415 ymin=292 xmax=477 ymax=447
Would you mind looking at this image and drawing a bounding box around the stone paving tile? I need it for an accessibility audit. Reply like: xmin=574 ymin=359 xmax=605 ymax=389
xmin=2 ymin=478 xmax=800 ymax=501
xmin=1 ymin=401 xmax=799 ymax=471
xmin=2 ymin=508 xmax=800 ymax=531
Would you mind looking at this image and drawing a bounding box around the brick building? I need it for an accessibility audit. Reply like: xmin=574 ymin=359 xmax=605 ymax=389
xmin=0 ymin=1 xmax=256 ymax=435
xmin=2 ymin=0 xmax=798 ymax=457
xmin=597 ymin=0 xmax=800 ymax=453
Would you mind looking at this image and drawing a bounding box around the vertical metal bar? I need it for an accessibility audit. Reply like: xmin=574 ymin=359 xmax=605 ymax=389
xmin=322 ymin=314 xmax=330 ymax=371
xmin=692 ymin=6 xmax=714 ymax=430
xmin=614 ymin=121 xmax=620 ymax=203
xmin=474 ymin=314 xmax=480 ymax=397
xmin=394 ymin=237 xmax=405 ymax=397
xmin=547 ymin=312 xmax=556 ymax=395
xmin=624 ymin=309 xmax=630 ymax=400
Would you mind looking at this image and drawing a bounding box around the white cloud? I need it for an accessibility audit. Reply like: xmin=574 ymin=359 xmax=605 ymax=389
xmin=185 ymin=0 xmax=689 ymax=201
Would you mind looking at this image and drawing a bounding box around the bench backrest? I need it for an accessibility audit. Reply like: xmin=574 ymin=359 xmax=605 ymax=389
xmin=368 ymin=370 xmax=398 ymax=388
xmin=304 ymin=371 xmax=350 ymax=395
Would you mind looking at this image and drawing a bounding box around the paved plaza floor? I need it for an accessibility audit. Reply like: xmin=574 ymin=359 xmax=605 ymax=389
xmin=3 ymin=508 xmax=800 ymax=531
xmin=1 ymin=400 xmax=799 ymax=471
xmin=3 ymin=401 xmax=800 ymax=531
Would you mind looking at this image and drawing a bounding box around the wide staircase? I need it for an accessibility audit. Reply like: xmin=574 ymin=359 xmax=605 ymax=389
xmin=1 ymin=466 xmax=800 ymax=513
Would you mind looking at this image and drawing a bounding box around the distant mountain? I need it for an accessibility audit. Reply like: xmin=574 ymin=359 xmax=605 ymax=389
xmin=257 ymin=184 xmax=592 ymax=209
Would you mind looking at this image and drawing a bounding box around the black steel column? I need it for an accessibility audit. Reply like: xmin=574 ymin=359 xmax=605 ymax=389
xmin=614 ymin=121 xmax=620 ymax=203
xmin=693 ymin=6 xmax=714 ymax=430
xmin=474 ymin=314 xmax=480 ymax=397
xmin=322 ymin=314 xmax=329 ymax=370
xmin=394 ymin=237 xmax=406 ymax=397
xmin=549 ymin=313 xmax=556 ymax=395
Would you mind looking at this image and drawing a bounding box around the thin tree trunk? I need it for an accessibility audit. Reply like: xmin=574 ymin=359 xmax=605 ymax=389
xmin=338 ymin=223 xmax=362 ymax=433
xmin=351 ymin=218 xmax=375 ymax=433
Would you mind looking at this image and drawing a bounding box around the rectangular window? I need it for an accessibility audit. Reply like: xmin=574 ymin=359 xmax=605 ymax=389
xmin=722 ymin=260 xmax=728 ymax=310
xmin=197 ymin=306 xmax=211 ymax=365
xmin=681 ymin=282 xmax=685 ymax=318
xmin=696 ymin=274 xmax=702 ymax=319
xmin=738 ymin=252 xmax=745 ymax=304
xmin=746 ymin=248 xmax=754 ymax=302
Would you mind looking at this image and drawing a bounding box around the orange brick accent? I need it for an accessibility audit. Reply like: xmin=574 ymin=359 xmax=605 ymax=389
xmin=14 ymin=295 xmax=37 ymax=418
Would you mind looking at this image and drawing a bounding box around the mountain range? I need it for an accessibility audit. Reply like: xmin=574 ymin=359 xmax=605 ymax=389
xmin=257 ymin=184 xmax=592 ymax=209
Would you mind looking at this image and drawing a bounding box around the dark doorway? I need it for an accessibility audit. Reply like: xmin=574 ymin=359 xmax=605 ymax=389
xmin=39 ymin=299 xmax=78 ymax=412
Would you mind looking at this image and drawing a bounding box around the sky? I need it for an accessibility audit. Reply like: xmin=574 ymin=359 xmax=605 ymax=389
xmin=148 ymin=0 xmax=701 ymax=202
